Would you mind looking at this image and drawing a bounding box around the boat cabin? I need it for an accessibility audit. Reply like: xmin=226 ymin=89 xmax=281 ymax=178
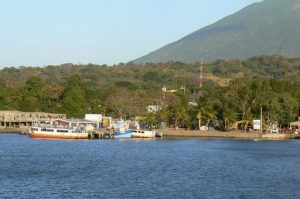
xmin=52 ymin=119 xmax=97 ymax=128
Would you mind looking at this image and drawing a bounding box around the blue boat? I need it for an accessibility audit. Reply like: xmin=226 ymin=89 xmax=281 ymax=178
xmin=113 ymin=129 xmax=133 ymax=138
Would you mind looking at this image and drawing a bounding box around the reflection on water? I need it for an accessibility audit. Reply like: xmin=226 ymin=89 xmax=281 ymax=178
xmin=1 ymin=134 xmax=300 ymax=198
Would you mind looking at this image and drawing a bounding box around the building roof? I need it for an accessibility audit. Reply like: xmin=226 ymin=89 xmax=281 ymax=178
xmin=55 ymin=118 xmax=97 ymax=124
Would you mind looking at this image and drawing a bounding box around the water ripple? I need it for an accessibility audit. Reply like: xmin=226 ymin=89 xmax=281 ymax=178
xmin=0 ymin=134 xmax=300 ymax=198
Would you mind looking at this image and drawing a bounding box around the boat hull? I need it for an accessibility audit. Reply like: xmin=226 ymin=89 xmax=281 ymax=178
xmin=131 ymin=130 xmax=156 ymax=138
xmin=28 ymin=132 xmax=89 ymax=139
xmin=114 ymin=130 xmax=133 ymax=138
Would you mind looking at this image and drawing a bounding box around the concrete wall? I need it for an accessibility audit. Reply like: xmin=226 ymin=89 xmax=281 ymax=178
xmin=157 ymin=128 xmax=261 ymax=139
xmin=262 ymin=133 xmax=300 ymax=140
xmin=157 ymin=128 xmax=300 ymax=140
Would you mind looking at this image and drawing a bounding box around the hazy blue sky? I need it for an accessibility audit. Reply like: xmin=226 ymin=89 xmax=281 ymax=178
xmin=0 ymin=0 xmax=261 ymax=67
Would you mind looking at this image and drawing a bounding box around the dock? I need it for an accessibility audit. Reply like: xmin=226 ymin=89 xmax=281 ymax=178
xmin=88 ymin=130 xmax=115 ymax=139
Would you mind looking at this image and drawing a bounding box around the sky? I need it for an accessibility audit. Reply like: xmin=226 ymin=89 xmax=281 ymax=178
xmin=0 ymin=0 xmax=261 ymax=67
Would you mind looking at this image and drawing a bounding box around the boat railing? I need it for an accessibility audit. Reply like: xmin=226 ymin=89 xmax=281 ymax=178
xmin=32 ymin=124 xmax=88 ymax=134
xmin=32 ymin=123 xmax=73 ymax=130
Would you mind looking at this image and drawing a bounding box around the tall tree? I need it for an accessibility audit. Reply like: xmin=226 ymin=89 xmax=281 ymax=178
xmin=61 ymin=74 xmax=88 ymax=118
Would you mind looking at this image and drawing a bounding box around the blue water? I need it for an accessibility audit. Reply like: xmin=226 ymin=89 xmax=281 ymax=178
xmin=1 ymin=134 xmax=300 ymax=199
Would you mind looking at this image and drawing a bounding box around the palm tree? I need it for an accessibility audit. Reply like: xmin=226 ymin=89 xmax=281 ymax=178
xmin=196 ymin=96 xmax=216 ymax=130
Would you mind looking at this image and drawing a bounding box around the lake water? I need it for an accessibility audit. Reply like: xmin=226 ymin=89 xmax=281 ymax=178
xmin=1 ymin=133 xmax=300 ymax=199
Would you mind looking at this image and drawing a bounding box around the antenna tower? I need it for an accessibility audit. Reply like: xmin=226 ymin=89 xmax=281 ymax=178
xmin=199 ymin=61 xmax=204 ymax=97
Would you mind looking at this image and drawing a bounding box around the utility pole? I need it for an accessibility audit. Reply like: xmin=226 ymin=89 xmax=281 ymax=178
xmin=182 ymin=79 xmax=186 ymax=97
xmin=162 ymin=85 xmax=167 ymax=106
xmin=197 ymin=61 xmax=204 ymax=131
xmin=224 ymin=112 xmax=227 ymax=131
xmin=199 ymin=61 xmax=204 ymax=97
xmin=180 ymin=85 xmax=186 ymax=97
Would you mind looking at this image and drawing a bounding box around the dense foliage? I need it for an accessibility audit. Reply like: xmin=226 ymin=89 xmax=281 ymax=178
xmin=0 ymin=55 xmax=299 ymax=129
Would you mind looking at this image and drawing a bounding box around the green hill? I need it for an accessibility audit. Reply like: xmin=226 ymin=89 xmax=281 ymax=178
xmin=0 ymin=56 xmax=299 ymax=124
xmin=134 ymin=0 xmax=300 ymax=63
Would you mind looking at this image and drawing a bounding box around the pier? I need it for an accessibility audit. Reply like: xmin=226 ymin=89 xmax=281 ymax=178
xmin=88 ymin=130 xmax=115 ymax=139
xmin=0 ymin=111 xmax=66 ymax=133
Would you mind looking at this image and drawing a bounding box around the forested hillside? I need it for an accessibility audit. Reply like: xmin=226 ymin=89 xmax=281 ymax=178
xmin=134 ymin=0 xmax=300 ymax=63
xmin=0 ymin=55 xmax=299 ymax=128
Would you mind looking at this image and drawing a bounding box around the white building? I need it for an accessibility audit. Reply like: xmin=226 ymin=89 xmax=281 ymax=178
xmin=147 ymin=105 xmax=161 ymax=113
xmin=84 ymin=114 xmax=102 ymax=128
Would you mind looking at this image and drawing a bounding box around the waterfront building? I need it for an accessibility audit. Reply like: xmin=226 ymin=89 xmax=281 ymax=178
xmin=0 ymin=110 xmax=66 ymax=129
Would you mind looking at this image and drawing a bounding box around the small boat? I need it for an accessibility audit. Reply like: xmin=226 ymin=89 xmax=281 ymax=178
xmin=131 ymin=130 xmax=156 ymax=138
xmin=28 ymin=125 xmax=89 ymax=139
xmin=114 ymin=129 xmax=133 ymax=138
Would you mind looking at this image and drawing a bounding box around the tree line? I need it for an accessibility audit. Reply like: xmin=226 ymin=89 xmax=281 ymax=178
xmin=0 ymin=55 xmax=299 ymax=129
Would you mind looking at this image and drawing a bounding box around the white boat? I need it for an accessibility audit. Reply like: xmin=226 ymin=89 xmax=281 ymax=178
xmin=28 ymin=124 xmax=89 ymax=139
xmin=131 ymin=130 xmax=156 ymax=138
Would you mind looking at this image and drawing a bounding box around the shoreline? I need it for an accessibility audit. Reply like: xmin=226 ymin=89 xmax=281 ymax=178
xmin=1 ymin=127 xmax=299 ymax=140
xmin=0 ymin=127 xmax=24 ymax=134
xmin=157 ymin=129 xmax=300 ymax=140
